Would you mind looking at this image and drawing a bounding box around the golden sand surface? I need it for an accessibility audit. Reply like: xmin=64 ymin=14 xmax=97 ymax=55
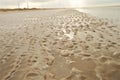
xmin=0 ymin=9 xmax=120 ymax=80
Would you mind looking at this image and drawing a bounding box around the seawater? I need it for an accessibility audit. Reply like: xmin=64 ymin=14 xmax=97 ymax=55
xmin=76 ymin=7 xmax=120 ymax=26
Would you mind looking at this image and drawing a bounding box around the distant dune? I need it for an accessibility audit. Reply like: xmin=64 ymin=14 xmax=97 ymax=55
xmin=0 ymin=8 xmax=64 ymax=12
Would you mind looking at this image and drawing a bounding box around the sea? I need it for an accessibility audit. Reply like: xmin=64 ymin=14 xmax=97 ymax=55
xmin=76 ymin=7 xmax=120 ymax=26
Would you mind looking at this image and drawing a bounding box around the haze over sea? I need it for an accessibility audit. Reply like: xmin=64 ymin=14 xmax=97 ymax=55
xmin=77 ymin=6 xmax=120 ymax=26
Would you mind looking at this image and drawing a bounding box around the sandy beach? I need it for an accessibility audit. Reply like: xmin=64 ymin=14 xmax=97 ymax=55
xmin=0 ymin=9 xmax=120 ymax=80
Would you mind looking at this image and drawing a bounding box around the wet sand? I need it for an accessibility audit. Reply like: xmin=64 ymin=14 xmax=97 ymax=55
xmin=0 ymin=9 xmax=120 ymax=80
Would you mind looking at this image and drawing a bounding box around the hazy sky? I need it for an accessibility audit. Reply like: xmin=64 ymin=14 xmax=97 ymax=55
xmin=0 ymin=0 xmax=120 ymax=8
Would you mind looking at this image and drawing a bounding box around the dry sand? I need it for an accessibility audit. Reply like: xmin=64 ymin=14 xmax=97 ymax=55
xmin=0 ymin=9 xmax=120 ymax=80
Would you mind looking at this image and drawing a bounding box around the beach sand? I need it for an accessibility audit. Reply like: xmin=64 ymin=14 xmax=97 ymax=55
xmin=0 ymin=9 xmax=120 ymax=80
